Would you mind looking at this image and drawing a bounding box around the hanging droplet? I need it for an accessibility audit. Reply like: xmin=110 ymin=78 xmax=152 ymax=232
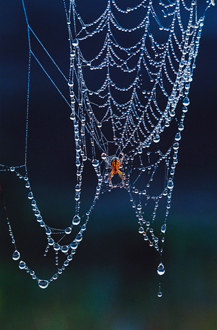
xmin=72 ymin=215 xmax=80 ymax=225
xmin=153 ymin=134 xmax=160 ymax=143
xmin=157 ymin=291 xmax=163 ymax=298
xmin=92 ymin=159 xmax=99 ymax=167
xmin=75 ymin=232 xmax=83 ymax=242
xmin=38 ymin=279 xmax=49 ymax=289
xmin=48 ymin=238 xmax=54 ymax=246
xmin=28 ymin=192 xmax=33 ymax=199
xmin=53 ymin=243 xmax=60 ymax=251
xmin=65 ymin=227 xmax=72 ymax=235
xmin=19 ymin=261 xmax=26 ymax=269
xmin=72 ymin=38 xmax=78 ymax=47
xmin=173 ymin=142 xmax=179 ymax=150
xmin=178 ymin=123 xmax=184 ymax=131
xmin=167 ymin=179 xmax=174 ymax=190
xmin=61 ymin=245 xmax=69 ymax=253
xmin=10 ymin=167 xmax=15 ymax=172
xmin=175 ymin=132 xmax=181 ymax=141
xmin=101 ymin=153 xmax=107 ymax=160
xmin=70 ymin=112 xmax=75 ymax=121
xmin=157 ymin=262 xmax=165 ymax=276
xmin=183 ymin=96 xmax=190 ymax=106
xmin=138 ymin=227 xmax=144 ymax=234
xmin=25 ymin=181 xmax=30 ymax=188
xmin=161 ymin=224 xmax=166 ymax=234
xmin=12 ymin=250 xmax=20 ymax=261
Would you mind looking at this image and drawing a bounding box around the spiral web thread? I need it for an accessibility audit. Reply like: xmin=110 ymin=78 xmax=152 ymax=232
xmin=0 ymin=0 xmax=214 ymax=292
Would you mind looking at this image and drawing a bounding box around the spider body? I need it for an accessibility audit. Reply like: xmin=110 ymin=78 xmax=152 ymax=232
xmin=107 ymin=154 xmax=125 ymax=187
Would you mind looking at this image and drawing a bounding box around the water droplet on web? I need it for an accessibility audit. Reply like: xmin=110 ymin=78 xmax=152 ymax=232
xmin=12 ymin=250 xmax=20 ymax=261
xmin=161 ymin=224 xmax=166 ymax=234
xmin=53 ymin=243 xmax=60 ymax=251
xmin=72 ymin=215 xmax=80 ymax=225
xmin=19 ymin=261 xmax=26 ymax=269
xmin=183 ymin=96 xmax=190 ymax=106
xmin=157 ymin=262 xmax=165 ymax=275
xmin=28 ymin=192 xmax=33 ymax=199
xmin=61 ymin=245 xmax=69 ymax=253
xmin=70 ymin=241 xmax=78 ymax=250
xmin=65 ymin=227 xmax=72 ymax=235
xmin=158 ymin=291 xmax=163 ymax=298
xmin=38 ymin=279 xmax=49 ymax=289
xmin=153 ymin=134 xmax=160 ymax=143
xmin=75 ymin=232 xmax=83 ymax=242
xmin=92 ymin=159 xmax=99 ymax=167
xmin=167 ymin=179 xmax=174 ymax=190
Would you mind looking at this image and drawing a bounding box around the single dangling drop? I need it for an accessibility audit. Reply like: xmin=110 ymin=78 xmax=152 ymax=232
xmin=157 ymin=262 xmax=165 ymax=276
xmin=72 ymin=215 xmax=80 ymax=225
xmin=38 ymin=279 xmax=49 ymax=289
xmin=161 ymin=224 xmax=166 ymax=234
xmin=158 ymin=291 xmax=163 ymax=298
xmin=12 ymin=250 xmax=20 ymax=261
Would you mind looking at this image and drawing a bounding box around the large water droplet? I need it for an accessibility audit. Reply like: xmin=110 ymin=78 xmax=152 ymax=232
xmin=183 ymin=96 xmax=190 ymax=106
xmin=28 ymin=192 xmax=33 ymax=199
xmin=138 ymin=227 xmax=144 ymax=234
xmin=157 ymin=262 xmax=165 ymax=276
xmin=175 ymin=132 xmax=181 ymax=141
xmin=38 ymin=279 xmax=49 ymax=289
xmin=167 ymin=179 xmax=174 ymax=190
xmin=158 ymin=291 xmax=163 ymax=298
xmin=75 ymin=233 xmax=83 ymax=242
xmin=153 ymin=134 xmax=160 ymax=143
xmin=70 ymin=241 xmax=78 ymax=250
xmin=161 ymin=224 xmax=166 ymax=234
xmin=12 ymin=250 xmax=20 ymax=261
xmin=19 ymin=261 xmax=26 ymax=269
xmin=61 ymin=245 xmax=69 ymax=253
xmin=72 ymin=215 xmax=80 ymax=225
xmin=65 ymin=227 xmax=72 ymax=235
xmin=92 ymin=159 xmax=99 ymax=167
xmin=53 ymin=243 xmax=60 ymax=251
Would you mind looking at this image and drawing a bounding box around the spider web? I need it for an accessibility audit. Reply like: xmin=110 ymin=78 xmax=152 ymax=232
xmin=0 ymin=0 xmax=214 ymax=293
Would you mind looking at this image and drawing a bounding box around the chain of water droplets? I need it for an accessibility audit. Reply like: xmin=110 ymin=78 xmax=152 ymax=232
xmin=0 ymin=0 xmax=214 ymax=292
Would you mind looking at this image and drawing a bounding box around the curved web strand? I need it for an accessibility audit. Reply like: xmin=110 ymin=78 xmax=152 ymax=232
xmin=0 ymin=0 xmax=215 ymax=294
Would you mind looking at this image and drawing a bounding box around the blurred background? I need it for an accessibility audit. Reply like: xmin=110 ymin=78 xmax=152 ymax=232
xmin=0 ymin=1 xmax=217 ymax=329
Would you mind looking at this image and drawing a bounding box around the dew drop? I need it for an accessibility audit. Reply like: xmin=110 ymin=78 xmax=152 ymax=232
xmin=19 ymin=261 xmax=26 ymax=269
xmin=75 ymin=232 xmax=83 ymax=242
xmin=70 ymin=241 xmax=78 ymax=250
xmin=153 ymin=134 xmax=160 ymax=143
xmin=161 ymin=224 xmax=166 ymax=234
xmin=157 ymin=262 xmax=165 ymax=276
xmin=12 ymin=250 xmax=20 ymax=261
xmin=28 ymin=192 xmax=33 ymax=199
xmin=65 ymin=227 xmax=72 ymax=235
xmin=70 ymin=112 xmax=75 ymax=121
xmin=175 ymin=132 xmax=181 ymax=141
xmin=38 ymin=279 xmax=49 ymax=289
xmin=72 ymin=215 xmax=80 ymax=225
xmin=158 ymin=291 xmax=163 ymax=298
xmin=138 ymin=226 xmax=144 ymax=234
xmin=61 ymin=245 xmax=69 ymax=253
xmin=167 ymin=179 xmax=174 ymax=190
xmin=101 ymin=153 xmax=107 ymax=160
xmin=183 ymin=96 xmax=190 ymax=106
xmin=53 ymin=243 xmax=60 ymax=251
xmin=92 ymin=159 xmax=99 ymax=167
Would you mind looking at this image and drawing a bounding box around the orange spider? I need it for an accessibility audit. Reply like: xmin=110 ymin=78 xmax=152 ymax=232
xmin=108 ymin=153 xmax=125 ymax=187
